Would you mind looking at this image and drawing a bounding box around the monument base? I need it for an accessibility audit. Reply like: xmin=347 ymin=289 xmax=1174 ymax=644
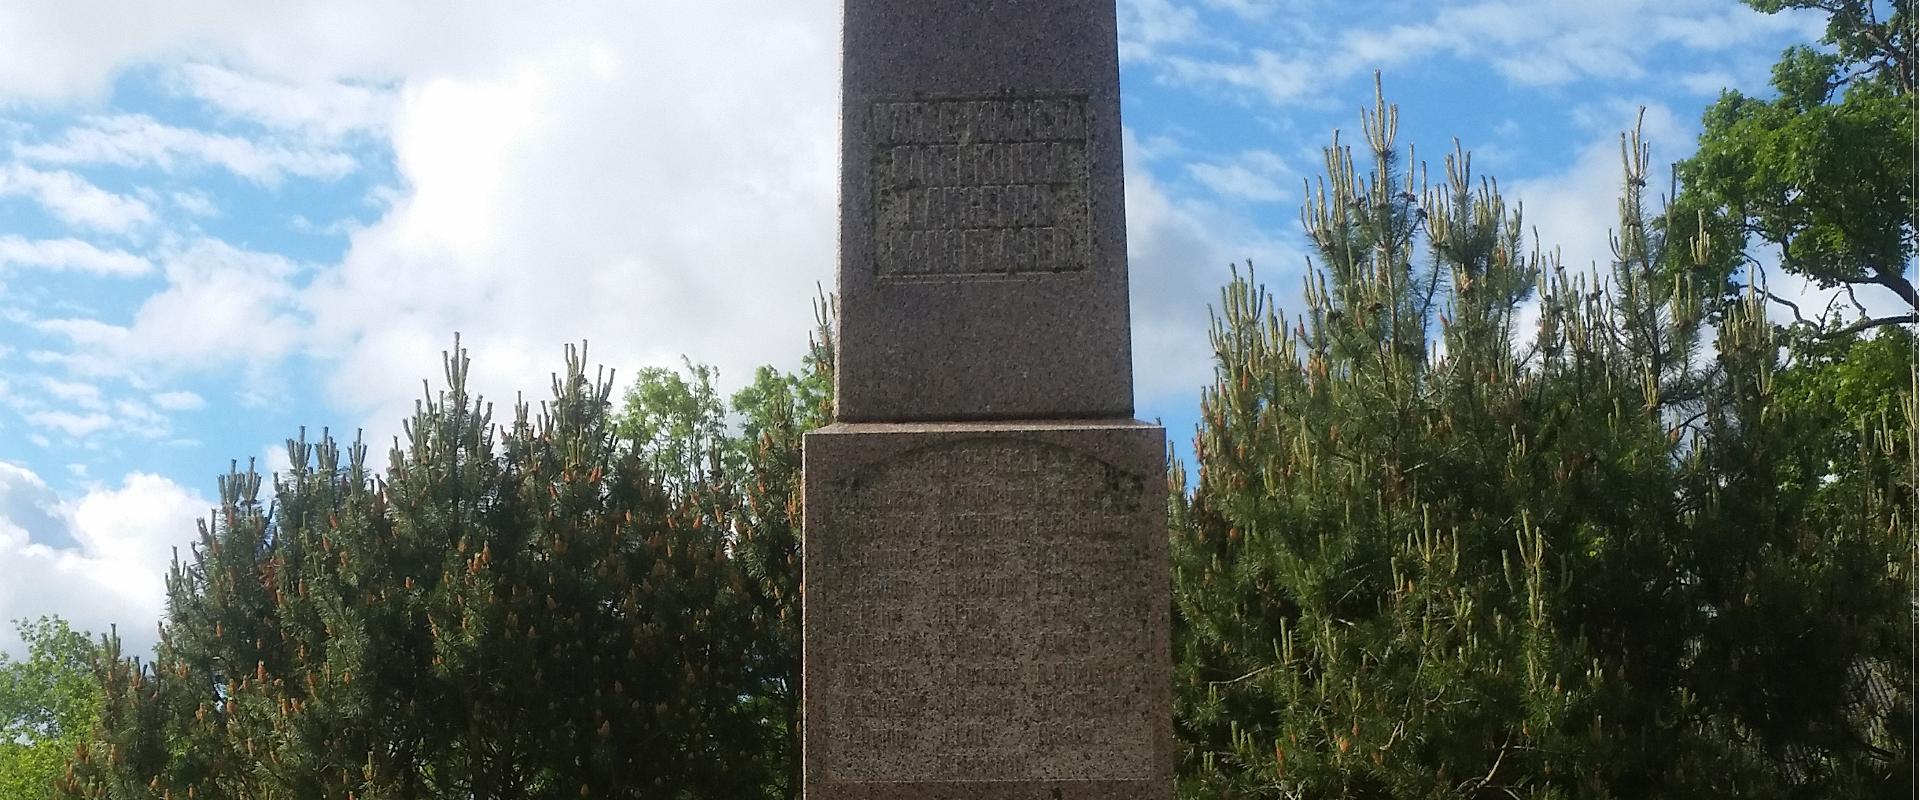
xmin=802 ymin=420 xmax=1172 ymax=800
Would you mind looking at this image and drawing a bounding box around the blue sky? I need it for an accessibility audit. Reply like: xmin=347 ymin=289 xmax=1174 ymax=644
xmin=0 ymin=0 xmax=1863 ymax=657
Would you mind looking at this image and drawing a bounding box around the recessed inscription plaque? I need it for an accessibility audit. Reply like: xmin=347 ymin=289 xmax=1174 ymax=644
xmin=870 ymin=95 xmax=1092 ymax=278
xmin=812 ymin=437 xmax=1154 ymax=783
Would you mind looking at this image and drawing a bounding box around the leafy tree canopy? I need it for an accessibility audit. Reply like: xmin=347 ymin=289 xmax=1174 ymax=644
xmin=1 ymin=617 xmax=102 ymax=800
xmin=1676 ymin=0 xmax=1915 ymax=322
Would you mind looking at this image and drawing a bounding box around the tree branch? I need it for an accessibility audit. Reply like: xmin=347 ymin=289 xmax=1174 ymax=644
xmin=1867 ymin=260 xmax=1918 ymax=309
xmin=1765 ymin=291 xmax=1811 ymax=325
xmin=1821 ymin=313 xmax=1918 ymax=340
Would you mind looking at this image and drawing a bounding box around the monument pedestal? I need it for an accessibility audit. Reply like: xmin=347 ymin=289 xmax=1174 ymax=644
xmin=807 ymin=0 xmax=1170 ymax=795
xmin=803 ymin=421 xmax=1172 ymax=800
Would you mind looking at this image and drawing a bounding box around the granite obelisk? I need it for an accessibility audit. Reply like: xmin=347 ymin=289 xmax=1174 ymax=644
xmin=803 ymin=1 xmax=1172 ymax=797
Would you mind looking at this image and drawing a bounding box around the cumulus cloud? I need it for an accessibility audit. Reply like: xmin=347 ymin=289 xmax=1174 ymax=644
xmin=168 ymin=189 xmax=219 ymax=217
xmin=1128 ymin=0 xmax=1827 ymax=108
xmin=16 ymin=114 xmax=357 ymax=185
xmin=1678 ymin=70 xmax=1739 ymax=96
xmin=1201 ymin=0 xmax=1280 ymax=20
xmin=33 ymin=238 xmax=305 ymax=377
xmin=1186 ymin=149 xmax=1294 ymax=202
xmin=0 ymin=164 xmax=155 ymax=233
xmin=1157 ymin=50 xmax=1317 ymax=106
xmin=0 ymin=3 xmax=843 ymax=450
xmin=285 ymin=7 xmax=839 ymax=441
xmin=151 ymin=390 xmax=206 ymax=411
xmin=1508 ymin=100 xmax=1692 ymax=278
xmin=0 ymin=463 xmax=209 ymax=659
xmin=1118 ymin=0 xmax=1207 ymax=61
xmin=0 ymin=235 xmax=152 ymax=276
xmin=24 ymin=410 xmax=114 ymax=438
xmin=169 ymin=63 xmax=394 ymax=140
xmin=38 ymin=378 xmax=104 ymax=410
xmin=1124 ymin=133 xmax=1298 ymax=409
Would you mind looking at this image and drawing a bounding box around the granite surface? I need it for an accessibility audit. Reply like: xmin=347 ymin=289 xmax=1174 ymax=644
xmin=802 ymin=421 xmax=1173 ymax=800
xmin=835 ymin=0 xmax=1134 ymax=422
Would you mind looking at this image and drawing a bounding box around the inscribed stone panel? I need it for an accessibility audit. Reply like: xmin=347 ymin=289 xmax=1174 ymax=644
xmin=812 ymin=437 xmax=1154 ymax=783
xmin=870 ymin=95 xmax=1092 ymax=278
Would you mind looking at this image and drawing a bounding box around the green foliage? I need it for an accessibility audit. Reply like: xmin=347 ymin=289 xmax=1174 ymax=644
xmin=61 ymin=292 xmax=836 ymax=800
xmin=0 ymin=617 xmax=102 ymax=800
xmin=1171 ymin=79 xmax=1913 ymax=799
xmin=618 ymin=359 xmax=732 ymax=491
xmin=1675 ymin=0 xmax=1915 ymax=311
xmin=62 ymin=342 xmax=800 ymax=799
xmin=610 ymin=293 xmax=834 ymax=798
xmin=1776 ymin=327 xmax=1914 ymax=429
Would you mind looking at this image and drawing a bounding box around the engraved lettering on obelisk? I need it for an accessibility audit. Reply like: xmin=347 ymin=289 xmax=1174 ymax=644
xmin=815 ymin=438 xmax=1153 ymax=782
xmin=871 ymin=94 xmax=1093 ymax=278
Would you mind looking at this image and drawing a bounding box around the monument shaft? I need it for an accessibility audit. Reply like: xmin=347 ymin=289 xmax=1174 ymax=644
xmin=806 ymin=1 xmax=1172 ymax=798
xmin=834 ymin=0 xmax=1133 ymax=422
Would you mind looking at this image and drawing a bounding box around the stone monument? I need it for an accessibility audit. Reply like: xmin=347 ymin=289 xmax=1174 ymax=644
xmin=803 ymin=0 xmax=1172 ymax=797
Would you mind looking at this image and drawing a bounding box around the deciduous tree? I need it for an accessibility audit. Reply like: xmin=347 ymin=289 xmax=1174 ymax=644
xmin=0 ymin=617 xmax=101 ymax=800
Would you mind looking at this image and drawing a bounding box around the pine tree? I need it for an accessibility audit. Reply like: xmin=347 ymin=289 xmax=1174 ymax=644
xmin=62 ymin=341 xmax=787 ymax=799
xmin=611 ymin=295 xmax=834 ymax=798
xmin=1171 ymin=79 xmax=1912 ymax=798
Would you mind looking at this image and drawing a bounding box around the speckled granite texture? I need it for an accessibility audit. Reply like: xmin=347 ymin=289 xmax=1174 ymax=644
xmin=834 ymin=0 xmax=1134 ymax=422
xmin=807 ymin=2 xmax=1169 ymax=796
xmin=803 ymin=422 xmax=1173 ymax=800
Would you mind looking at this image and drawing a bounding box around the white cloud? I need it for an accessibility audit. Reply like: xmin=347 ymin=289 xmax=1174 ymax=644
xmin=1118 ymin=0 xmax=1206 ymax=61
xmin=1509 ymin=100 xmax=1691 ymax=278
xmin=1186 ymin=149 xmax=1293 ymax=202
xmin=1 ymin=3 xmax=846 ymax=454
xmin=112 ymin=398 xmax=167 ymax=428
xmin=1679 ymin=70 xmax=1737 ymax=96
xmin=25 ymin=410 xmax=114 ymax=437
xmin=0 ymin=463 xmax=69 ymax=548
xmin=0 ymin=164 xmax=155 ymax=233
xmin=151 ymin=390 xmax=205 ymax=411
xmin=169 ymin=190 xmax=219 ymax=217
xmin=16 ymin=114 xmax=356 ymax=185
xmin=1129 ymin=0 xmax=1828 ymax=107
xmin=289 ymin=10 xmax=839 ymax=442
xmin=34 ymin=238 xmax=305 ymax=377
xmin=1125 ymin=135 xmax=1298 ymax=408
xmin=1201 ymin=0 xmax=1279 ymax=20
xmin=260 ymin=440 xmax=295 ymax=482
xmin=1340 ymin=22 xmax=1461 ymax=68
xmin=170 ymin=63 xmax=393 ymax=140
xmin=1651 ymin=5 xmax=1821 ymax=49
xmin=0 ymin=464 xmax=209 ymax=659
xmin=1158 ymin=50 xmax=1316 ymax=106
xmin=0 ymin=0 xmax=1276 ymax=452
xmin=0 ymin=235 xmax=151 ymax=276
xmin=38 ymin=378 xmax=104 ymax=410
